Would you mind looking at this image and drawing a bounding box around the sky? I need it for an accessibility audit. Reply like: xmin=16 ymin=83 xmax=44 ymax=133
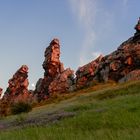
xmin=0 ymin=0 xmax=139 ymax=92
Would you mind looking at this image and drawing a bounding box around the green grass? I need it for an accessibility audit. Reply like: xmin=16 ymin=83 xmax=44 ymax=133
xmin=0 ymin=81 xmax=140 ymax=140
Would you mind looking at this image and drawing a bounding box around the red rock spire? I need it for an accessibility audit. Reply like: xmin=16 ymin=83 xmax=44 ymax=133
xmin=35 ymin=38 xmax=74 ymax=101
xmin=3 ymin=65 xmax=30 ymax=102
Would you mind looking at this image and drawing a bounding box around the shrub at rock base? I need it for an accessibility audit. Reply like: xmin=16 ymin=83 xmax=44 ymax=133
xmin=11 ymin=102 xmax=32 ymax=115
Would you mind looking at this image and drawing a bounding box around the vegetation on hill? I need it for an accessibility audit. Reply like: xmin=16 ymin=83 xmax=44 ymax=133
xmin=0 ymin=81 xmax=140 ymax=140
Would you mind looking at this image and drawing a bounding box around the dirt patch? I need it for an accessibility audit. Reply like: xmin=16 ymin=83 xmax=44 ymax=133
xmin=0 ymin=111 xmax=76 ymax=131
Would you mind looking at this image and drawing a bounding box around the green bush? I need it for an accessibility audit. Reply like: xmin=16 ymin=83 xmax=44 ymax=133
xmin=11 ymin=102 xmax=32 ymax=115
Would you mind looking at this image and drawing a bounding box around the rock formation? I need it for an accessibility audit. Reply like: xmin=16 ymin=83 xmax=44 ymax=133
xmin=35 ymin=38 xmax=74 ymax=101
xmin=49 ymin=68 xmax=74 ymax=95
xmin=75 ymin=18 xmax=140 ymax=86
xmin=3 ymin=65 xmax=31 ymax=102
xmin=93 ymin=18 xmax=140 ymax=82
xmin=75 ymin=55 xmax=103 ymax=89
xmin=119 ymin=70 xmax=140 ymax=83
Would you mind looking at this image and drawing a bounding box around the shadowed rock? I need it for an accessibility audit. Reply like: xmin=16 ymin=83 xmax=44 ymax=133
xmin=0 ymin=88 xmax=3 ymax=98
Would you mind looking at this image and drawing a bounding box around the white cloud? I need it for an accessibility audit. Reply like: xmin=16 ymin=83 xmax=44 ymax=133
xmin=69 ymin=0 xmax=101 ymax=66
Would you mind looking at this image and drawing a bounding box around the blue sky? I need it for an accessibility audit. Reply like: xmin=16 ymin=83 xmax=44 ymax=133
xmin=0 ymin=0 xmax=139 ymax=91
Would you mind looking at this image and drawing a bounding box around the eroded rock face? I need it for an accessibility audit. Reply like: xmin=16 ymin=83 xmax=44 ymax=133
xmin=49 ymin=68 xmax=74 ymax=95
xmin=35 ymin=39 xmax=74 ymax=101
xmin=42 ymin=39 xmax=64 ymax=77
xmin=93 ymin=26 xmax=140 ymax=82
xmin=92 ymin=18 xmax=140 ymax=83
xmin=75 ymin=18 xmax=140 ymax=86
xmin=3 ymin=65 xmax=31 ymax=102
xmin=75 ymin=55 xmax=103 ymax=89
xmin=119 ymin=70 xmax=140 ymax=83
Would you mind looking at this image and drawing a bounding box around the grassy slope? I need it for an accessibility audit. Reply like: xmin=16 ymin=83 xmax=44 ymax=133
xmin=0 ymin=81 xmax=140 ymax=140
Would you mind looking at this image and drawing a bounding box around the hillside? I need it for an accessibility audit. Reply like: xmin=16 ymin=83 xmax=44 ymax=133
xmin=0 ymin=81 xmax=140 ymax=140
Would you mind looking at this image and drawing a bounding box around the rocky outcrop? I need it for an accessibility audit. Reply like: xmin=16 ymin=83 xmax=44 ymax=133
xmin=93 ymin=18 xmax=140 ymax=82
xmin=49 ymin=68 xmax=74 ymax=94
xmin=75 ymin=18 xmax=140 ymax=86
xmin=75 ymin=55 xmax=103 ymax=89
xmin=35 ymin=39 xmax=74 ymax=101
xmin=36 ymin=18 xmax=140 ymax=98
xmin=3 ymin=65 xmax=31 ymax=102
xmin=119 ymin=70 xmax=140 ymax=83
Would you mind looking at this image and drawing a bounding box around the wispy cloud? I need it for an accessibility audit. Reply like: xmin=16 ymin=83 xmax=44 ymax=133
xmin=122 ymin=0 xmax=129 ymax=17
xmin=69 ymin=0 xmax=101 ymax=66
xmin=123 ymin=0 xmax=128 ymax=7
xmin=69 ymin=0 xmax=129 ymax=66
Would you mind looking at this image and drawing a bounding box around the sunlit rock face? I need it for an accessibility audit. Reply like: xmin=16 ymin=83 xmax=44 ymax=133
xmin=75 ymin=55 xmax=103 ymax=89
xmin=75 ymin=18 xmax=140 ymax=86
xmin=48 ymin=68 xmax=74 ymax=95
xmin=35 ymin=39 xmax=74 ymax=101
xmin=92 ymin=18 xmax=140 ymax=82
xmin=42 ymin=39 xmax=64 ymax=78
xmin=3 ymin=65 xmax=32 ymax=102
